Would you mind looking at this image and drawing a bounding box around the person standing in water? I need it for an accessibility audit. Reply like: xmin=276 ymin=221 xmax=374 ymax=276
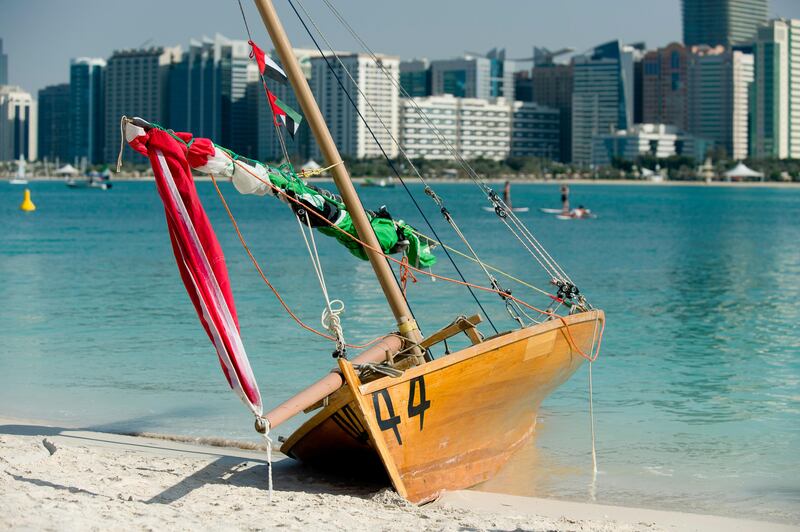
xmin=504 ymin=180 xmax=512 ymax=209
xmin=560 ymin=184 xmax=570 ymax=214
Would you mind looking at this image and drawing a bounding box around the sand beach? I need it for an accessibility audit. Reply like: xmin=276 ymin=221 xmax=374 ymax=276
xmin=0 ymin=416 xmax=795 ymax=532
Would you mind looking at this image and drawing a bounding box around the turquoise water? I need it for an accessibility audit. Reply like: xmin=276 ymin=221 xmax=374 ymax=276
xmin=1 ymin=181 xmax=798 ymax=523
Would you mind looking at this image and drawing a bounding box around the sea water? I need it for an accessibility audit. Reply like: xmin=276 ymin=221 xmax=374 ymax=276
xmin=0 ymin=181 xmax=798 ymax=523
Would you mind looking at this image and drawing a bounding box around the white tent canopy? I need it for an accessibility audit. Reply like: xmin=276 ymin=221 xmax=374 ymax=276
xmin=301 ymin=159 xmax=321 ymax=172
xmin=724 ymin=162 xmax=763 ymax=181
xmin=55 ymin=164 xmax=79 ymax=176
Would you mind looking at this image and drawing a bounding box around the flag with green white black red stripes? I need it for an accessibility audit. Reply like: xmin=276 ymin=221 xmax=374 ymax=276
xmin=267 ymin=90 xmax=302 ymax=139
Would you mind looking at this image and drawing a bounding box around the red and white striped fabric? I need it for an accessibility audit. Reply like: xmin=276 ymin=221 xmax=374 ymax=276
xmin=127 ymin=125 xmax=263 ymax=417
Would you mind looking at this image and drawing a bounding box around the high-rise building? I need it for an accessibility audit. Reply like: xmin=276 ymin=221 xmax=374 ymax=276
xmin=399 ymin=95 xmax=511 ymax=161
xmin=0 ymin=38 xmax=8 ymax=85
xmin=169 ymin=35 xmax=259 ymax=156
xmin=0 ymin=85 xmax=36 ymax=161
xmin=70 ymin=58 xmax=105 ymax=164
xmin=531 ymin=63 xmax=573 ymax=162
xmin=430 ymin=50 xmax=514 ymax=101
xmin=687 ymin=45 xmax=754 ymax=160
xmin=642 ymin=43 xmax=689 ymax=131
xmin=510 ymin=101 xmax=560 ymax=159
xmin=571 ymin=41 xmax=636 ymax=165
xmin=309 ymin=52 xmax=400 ymax=159
xmin=37 ymin=83 xmax=71 ymax=163
xmin=752 ymin=19 xmax=800 ymax=159
xmin=400 ymin=59 xmax=431 ymax=97
xmin=682 ymin=0 xmax=768 ymax=47
xmin=104 ymin=46 xmax=181 ymax=163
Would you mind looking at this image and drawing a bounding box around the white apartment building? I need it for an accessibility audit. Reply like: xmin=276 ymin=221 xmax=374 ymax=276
xmin=687 ymin=45 xmax=753 ymax=161
xmin=753 ymin=18 xmax=800 ymax=159
xmin=399 ymin=95 xmax=511 ymax=161
xmin=309 ymin=52 xmax=400 ymax=159
xmin=0 ymin=85 xmax=37 ymax=161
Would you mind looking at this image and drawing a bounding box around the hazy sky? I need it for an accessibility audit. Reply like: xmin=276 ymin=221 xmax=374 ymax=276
xmin=2 ymin=0 xmax=800 ymax=95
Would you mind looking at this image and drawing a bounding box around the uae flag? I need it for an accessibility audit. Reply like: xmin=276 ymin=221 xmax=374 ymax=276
xmin=268 ymin=90 xmax=303 ymax=139
xmin=248 ymin=39 xmax=288 ymax=83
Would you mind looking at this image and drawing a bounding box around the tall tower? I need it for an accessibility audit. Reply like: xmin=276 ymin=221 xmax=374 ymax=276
xmin=70 ymin=58 xmax=106 ymax=164
xmin=571 ymin=41 xmax=636 ymax=165
xmin=752 ymin=19 xmax=800 ymax=159
xmin=0 ymin=38 xmax=8 ymax=85
xmin=682 ymin=0 xmax=769 ymax=47
xmin=104 ymin=47 xmax=181 ymax=163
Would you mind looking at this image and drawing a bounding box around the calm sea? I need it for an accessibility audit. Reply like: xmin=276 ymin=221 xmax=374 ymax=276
xmin=0 ymin=180 xmax=798 ymax=523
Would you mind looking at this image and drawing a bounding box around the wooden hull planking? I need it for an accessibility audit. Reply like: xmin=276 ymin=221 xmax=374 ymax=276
xmin=281 ymin=309 xmax=604 ymax=503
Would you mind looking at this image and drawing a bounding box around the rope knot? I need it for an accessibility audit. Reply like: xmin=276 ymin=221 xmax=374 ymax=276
xmin=399 ymin=256 xmax=418 ymax=296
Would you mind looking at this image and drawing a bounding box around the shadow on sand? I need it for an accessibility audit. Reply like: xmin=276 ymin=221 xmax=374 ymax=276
xmin=0 ymin=422 xmax=389 ymax=504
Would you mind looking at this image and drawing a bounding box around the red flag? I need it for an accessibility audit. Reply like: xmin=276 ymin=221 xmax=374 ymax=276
xmin=248 ymin=40 xmax=288 ymax=83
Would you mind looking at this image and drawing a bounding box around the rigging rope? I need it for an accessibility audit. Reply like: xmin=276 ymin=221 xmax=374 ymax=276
xmin=209 ymin=171 xmax=390 ymax=351
xmin=221 ymin=150 xmax=604 ymax=362
xmin=284 ymin=0 xmax=500 ymax=334
xmin=297 ymin=209 xmax=346 ymax=356
xmin=319 ymin=0 xmax=579 ymax=291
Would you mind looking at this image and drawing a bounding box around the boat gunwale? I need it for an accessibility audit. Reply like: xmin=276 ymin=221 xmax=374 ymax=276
xmin=358 ymin=309 xmax=604 ymax=395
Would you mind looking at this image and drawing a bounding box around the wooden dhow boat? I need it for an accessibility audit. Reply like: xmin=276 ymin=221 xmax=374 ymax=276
xmin=121 ymin=0 xmax=604 ymax=505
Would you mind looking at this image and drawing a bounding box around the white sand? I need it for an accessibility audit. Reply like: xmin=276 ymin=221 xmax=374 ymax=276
xmin=0 ymin=417 xmax=796 ymax=532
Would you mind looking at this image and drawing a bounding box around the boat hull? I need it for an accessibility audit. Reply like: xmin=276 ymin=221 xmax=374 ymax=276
xmin=281 ymin=309 xmax=604 ymax=503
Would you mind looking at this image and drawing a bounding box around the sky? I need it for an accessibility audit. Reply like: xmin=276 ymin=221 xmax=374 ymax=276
xmin=2 ymin=0 xmax=800 ymax=96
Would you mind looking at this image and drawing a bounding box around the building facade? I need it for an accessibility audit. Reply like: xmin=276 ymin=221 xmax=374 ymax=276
xmin=309 ymin=52 xmax=400 ymax=160
xmin=531 ymin=63 xmax=573 ymax=162
xmin=70 ymin=57 xmax=105 ymax=164
xmin=169 ymin=35 xmax=259 ymax=157
xmin=430 ymin=51 xmax=514 ymax=101
xmin=400 ymin=94 xmax=520 ymax=161
xmin=0 ymin=39 xmax=8 ymax=86
xmin=752 ymin=19 xmax=800 ymax=159
xmin=642 ymin=43 xmax=689 ymax=131
xmin=682 ymin=0 xmax=768 ymax=47
xmin=571 ymin=41 xmax=636 ymax=165
xmin=0 ymin=85 xmax=36 ymax=161
xmin=687 ymin=45 xmax=754 ymax=160
xmin=510 ymin=101 xmax=560 ymax=159
xmin=400 ymin=59 xmax=431 ymax=97
xmin=37 ymin=83 xmax=71 ymax=163
xmin=104 ymin=46 xmax=181 ymax=163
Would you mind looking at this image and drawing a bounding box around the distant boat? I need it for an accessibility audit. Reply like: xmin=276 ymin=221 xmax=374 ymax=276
xmin=361 ymin=177 xmax=395 ymax=188
xmin=65 ymin=168 xmax=112 ymax=190
xmin=9 ymin=156 xmax=28 ymax=185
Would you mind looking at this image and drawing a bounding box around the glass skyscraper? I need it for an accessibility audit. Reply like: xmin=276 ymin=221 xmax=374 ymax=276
xmin=0 ymin=39 xmax=8 ymax=85
xmin=571 ymin=41 xmax=636 ymax=165
xmin=682 ymin=0 xmax=768 ymax=47
xmin=38 ymin=83 xmax=71 ymax=163
xmin=70 ymin=58 xmax=105 ymax=164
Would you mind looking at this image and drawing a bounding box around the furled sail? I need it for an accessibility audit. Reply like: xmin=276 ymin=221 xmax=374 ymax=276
xmin=183 ymin=135 xmax=437 ymax=268
xmin=126 ymin=123 xmax=263 ymax=417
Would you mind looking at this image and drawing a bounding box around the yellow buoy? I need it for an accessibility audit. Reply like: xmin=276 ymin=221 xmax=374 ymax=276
xmin=20 ymin=188 xmax=36 ymax=212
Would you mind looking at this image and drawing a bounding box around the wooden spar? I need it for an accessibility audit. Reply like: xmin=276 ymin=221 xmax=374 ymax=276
xmin=263 ymin=335 xmax=402 ymax=429
xmin=250 ymin=0 xmax=424 ymax=359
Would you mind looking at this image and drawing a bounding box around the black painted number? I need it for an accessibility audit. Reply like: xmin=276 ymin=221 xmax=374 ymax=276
xmin=407 ymin=376 xmax=431 ymax=431
xmin=373 ymin=389 xmax=402 ymax=445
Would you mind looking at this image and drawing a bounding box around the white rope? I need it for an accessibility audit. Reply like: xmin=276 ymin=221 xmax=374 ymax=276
xmin=295 ymin=211 xmax=346 ymax=351
xmin=319 ymin=0 xmax=578 ymax=288
xmin=260 ymin=417 xmax=274 ymax=504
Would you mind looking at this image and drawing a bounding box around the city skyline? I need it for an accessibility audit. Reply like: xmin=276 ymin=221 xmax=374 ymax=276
xmin=3 ymin=0 xmax=799 ymax=97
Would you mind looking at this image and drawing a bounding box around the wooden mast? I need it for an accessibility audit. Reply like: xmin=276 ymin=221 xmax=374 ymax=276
xmin=250 ymin=0 xmax=424 ymax=359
